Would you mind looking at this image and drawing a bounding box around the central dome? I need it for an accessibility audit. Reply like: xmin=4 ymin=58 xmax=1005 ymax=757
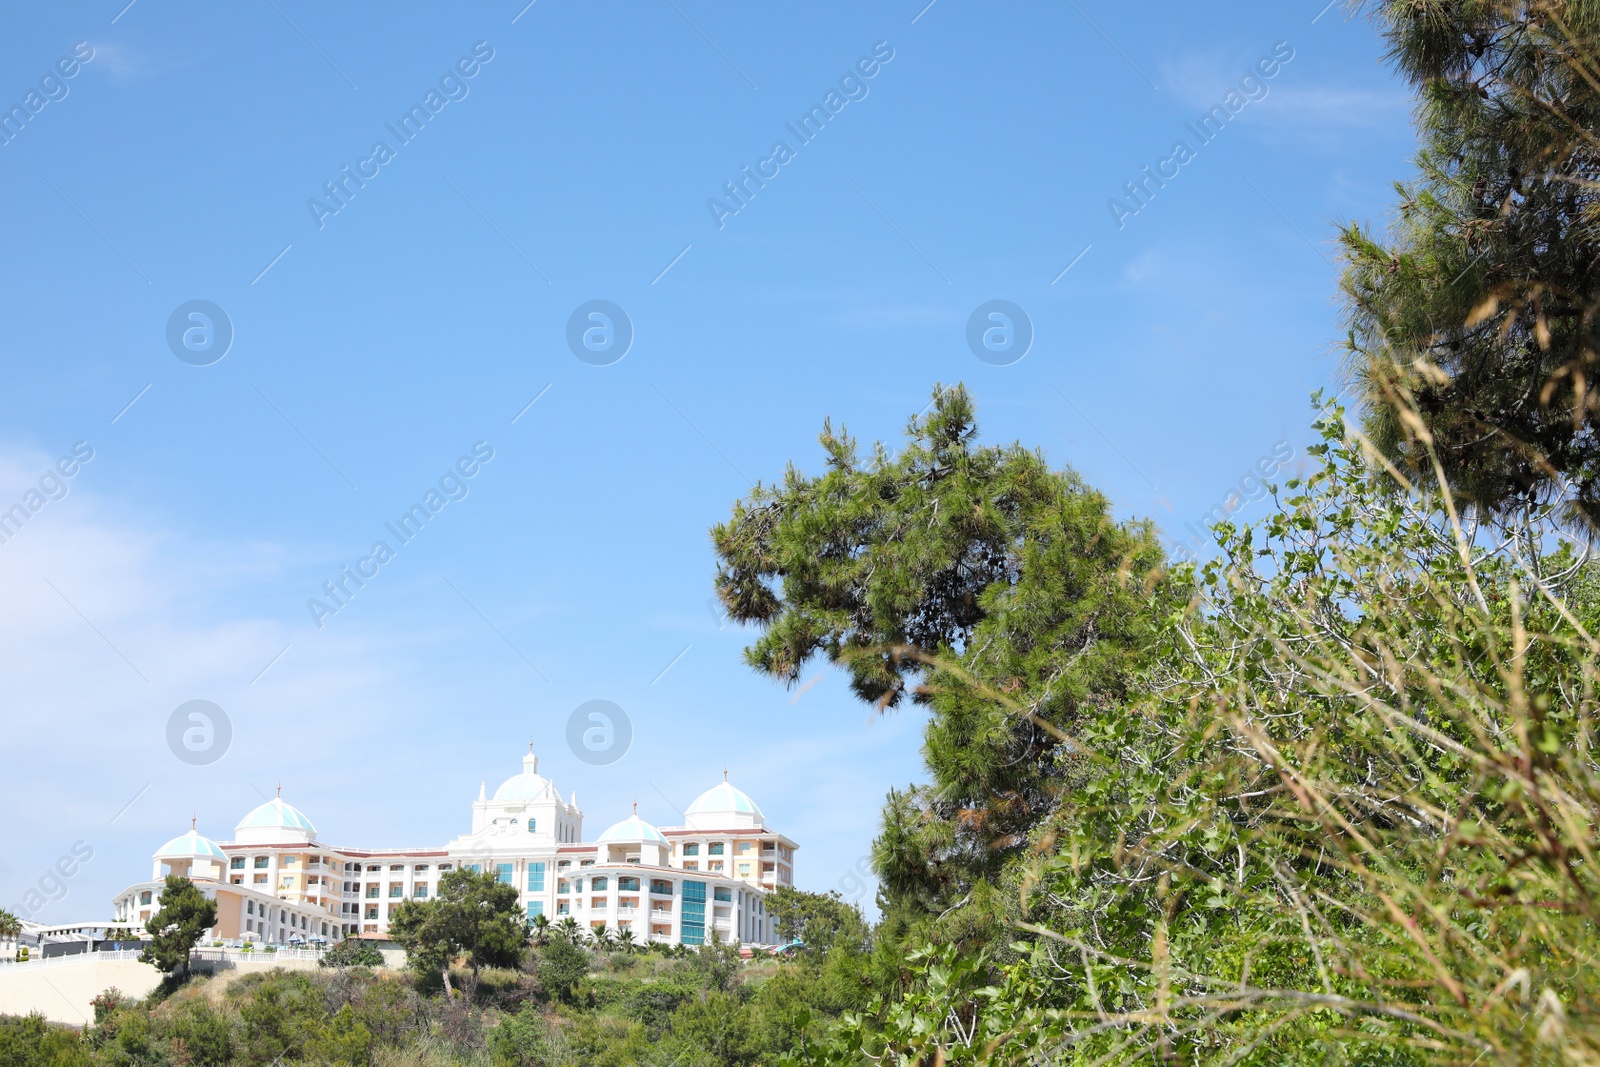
xmin=494 ymin=751 xmax=559 ymax=802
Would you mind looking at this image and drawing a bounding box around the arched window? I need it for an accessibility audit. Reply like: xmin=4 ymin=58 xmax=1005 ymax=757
xmin=528 ymin=818 xmax=537 ymax=833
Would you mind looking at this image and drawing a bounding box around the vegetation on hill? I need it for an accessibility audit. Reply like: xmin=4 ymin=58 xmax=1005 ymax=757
xmin=0 ymin=906 xmax=878 ymax=1067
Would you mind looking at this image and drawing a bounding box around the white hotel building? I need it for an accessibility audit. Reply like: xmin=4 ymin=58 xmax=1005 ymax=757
xmin=111 ymin=747 xmax=796 ymax=948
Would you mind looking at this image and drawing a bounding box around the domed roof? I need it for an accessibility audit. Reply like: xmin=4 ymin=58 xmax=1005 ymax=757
xmin=596 ymin=812 xmax=669 ymax=845
xmin=155 ymin=828 xmax=227 ymax=861
xmin=686 ymin=779 xmax=764 ymax=820
xmin=235 ymin=796 xmax=316 ymax=835
xmin=493 ymin=750 xmax=560 ymax=802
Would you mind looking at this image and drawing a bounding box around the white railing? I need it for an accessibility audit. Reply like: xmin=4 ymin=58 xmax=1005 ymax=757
xmin=192 ymin=947 xmax=326 ymax=963
xmin=0 ymin=949 xmax=145 ymax=969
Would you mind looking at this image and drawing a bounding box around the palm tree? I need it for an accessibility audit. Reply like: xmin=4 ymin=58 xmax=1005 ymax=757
xmin=616 ymin=927 xmax=637 ymax=954
xmin=588 ymin=926 xmax=615 ymax=951
xmin=0 ymin=909 xmax=20 ymax=951
xmin=556 ymin=916 xmax=581 ymax=946
xmin=529 ymin=912 xmax=552 ymax=947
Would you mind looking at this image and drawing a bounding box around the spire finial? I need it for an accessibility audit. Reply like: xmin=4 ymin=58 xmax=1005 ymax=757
xmin=723 ymin=768 xmax=728 ymax=782
xmin=529 ymin=735 xmax=535 ymax=752
xmin=633 ymin=798 xmax=638 ymax=815
xmin=276 ymin=783 xmax=282 ymax=797
xmin=191 ymin=814 xmax=197 ymax=830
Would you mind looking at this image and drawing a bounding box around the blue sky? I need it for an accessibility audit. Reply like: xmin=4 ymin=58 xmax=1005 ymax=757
xmin=0 ymin=1 xmax=1413 ymax=923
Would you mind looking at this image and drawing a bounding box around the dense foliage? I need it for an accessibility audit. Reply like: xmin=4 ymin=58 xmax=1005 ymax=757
xmin=1340 ymin=0 xmax=1600 ymax=521
xmin=320 ymin=938 xmax=386 ymax=970
xmin=788 ymin=403 xmax=1600 ymax=1064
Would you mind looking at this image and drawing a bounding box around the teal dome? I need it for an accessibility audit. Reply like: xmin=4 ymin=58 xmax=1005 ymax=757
xmin=235 ymin=797 xmax=316 ymax=835
xmin=155 ymin=828 xmax=227 ymax=861
xmin=596 ymin=813 xmax=669 ymax=846
xmin=685 ymin=781 xmax=763 ymax=820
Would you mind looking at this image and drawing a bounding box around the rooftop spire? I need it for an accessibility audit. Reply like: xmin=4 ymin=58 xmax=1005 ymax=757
xmin=191 ymin=814 xmax=197 ymax=830
xmin=276 ymin=783 xmax=282 ymax=797
xmin=723 ymin=768 xmax=728 ymax=782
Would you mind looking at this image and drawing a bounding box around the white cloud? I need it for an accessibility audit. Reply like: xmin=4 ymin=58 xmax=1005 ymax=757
xmin=1252 ymin=85 xmax=1411 ymax=132
xmin=80 ymin=42 xmax=159 ymax=82
xmin=1158 ymin=49 xmax=1409 ymax=145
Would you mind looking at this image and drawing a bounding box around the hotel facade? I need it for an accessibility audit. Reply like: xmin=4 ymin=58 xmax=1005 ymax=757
xmin=111 ymin=747 xmax=796 ymax=949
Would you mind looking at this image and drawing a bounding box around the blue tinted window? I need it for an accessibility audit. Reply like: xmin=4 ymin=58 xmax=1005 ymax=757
xmin=526 ymin=901 xmax=543 ymax=919
xmin=497 ymin=863 xmax=513 ymax=884
xmin=681 ymin=881 xmax=706 ymax=946
xmin=527 ymin=862 xmax=545 ymax=892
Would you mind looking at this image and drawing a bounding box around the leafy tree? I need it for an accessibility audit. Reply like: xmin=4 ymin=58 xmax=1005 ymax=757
xmin=318 ymin=936 xmax=384 ymax=969
xmin=490 ymin=1003 xmax=574 ymax=1066
xmin=152 ymin=997 xmax=234 ymax=1067
xmin=665 ymin=989 xmax=753 ymax=1067
xmin=766 ymin=887 xmax=866 ymax=953
xmin=388 ymin=868 xmax=524 ymax=998
xmin=556 ymin=916 xmax=583 ymax=945
xmin=0 ymin=908 xmax=20 ymax=944
xmin=138 ymin=875 xmax=216 ymax=981
xmin=0 ymin=1014 xmax=93 ymax=1067
xmin=615 ymin=926 xmax=637 ymax=954
xmin=533 ymin=935 xmax=590 ymax=1005
xmin=713 ymin=384 xmax=1168 ymax=926
xmin=1340 ymin=0 xmax=1600 ymax=521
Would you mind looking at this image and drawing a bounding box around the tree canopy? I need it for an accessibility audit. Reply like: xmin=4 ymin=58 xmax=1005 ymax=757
xmin=713 ymin=385 xmax=1171 ymax=930
xmin=139 ymin=875 xmax=217 ymax=981
xmin=388 ymin=867 xmax=525 ymax=997
xmin=1340 ymin=0 xmax=1600 ymax=521
xmin=766 ymin=887 xmax=868 ymax=953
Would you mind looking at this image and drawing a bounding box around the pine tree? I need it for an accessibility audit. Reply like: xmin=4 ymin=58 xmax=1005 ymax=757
xmin=1340 ymin=1 xmax=1600 ymax=520
xmin=713 ymin=384 xmax=1169 ymax=928
xmin=388 ymin=868 xmax=524 ymax=998
xmin=139 ymin=876 xmax=217 ymax=981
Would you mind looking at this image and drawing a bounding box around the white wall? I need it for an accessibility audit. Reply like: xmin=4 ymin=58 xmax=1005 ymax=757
xmin=0 ymin=957 xmax=161 ymax=1026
